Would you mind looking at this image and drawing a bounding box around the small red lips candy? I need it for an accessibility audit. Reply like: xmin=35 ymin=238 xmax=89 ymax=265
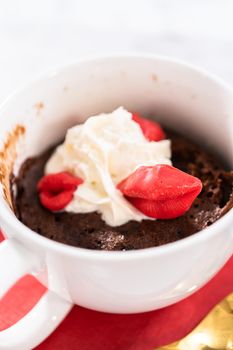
xmin=117 ymin=164 xmax=202 ymax=219
xmin=132 ymin=113 xmax=166 ymax=141
xmin=37 ymin=172 xmax=83 ymax=211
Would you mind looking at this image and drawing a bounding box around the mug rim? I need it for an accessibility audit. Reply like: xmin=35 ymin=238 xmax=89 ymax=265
xmin=0 ymin=52 xmax=233 ymax=260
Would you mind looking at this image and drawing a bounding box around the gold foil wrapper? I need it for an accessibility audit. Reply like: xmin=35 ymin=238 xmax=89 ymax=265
xmin=157 ymin=293 xmax=233 ymax=350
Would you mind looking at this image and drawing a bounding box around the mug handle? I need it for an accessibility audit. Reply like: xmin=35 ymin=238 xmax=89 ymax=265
xmin=0 ymin=239 xmax=73 ymax=350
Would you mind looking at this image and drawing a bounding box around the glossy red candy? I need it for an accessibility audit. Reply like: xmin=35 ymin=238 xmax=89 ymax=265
xmin=118 ymin=164 xmax=202 ymax=219
xmin=39 ymin=190 xmax=74 ymax=212
xmin=37 ymin=172 xmax=83 ymax=211
xmin=132 ymin=113 xmax=166 ymax=141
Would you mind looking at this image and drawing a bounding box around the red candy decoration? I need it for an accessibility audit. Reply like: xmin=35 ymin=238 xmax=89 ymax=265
xmin=118 ymin=164 xmax=202 ymax=219
xmin=39 ymin=190 xmax=74 ymax=212
xmin=132 ymin=113 xmax=166 ymax=141
xmin=37 ymin=172 xmax=83 ymax=211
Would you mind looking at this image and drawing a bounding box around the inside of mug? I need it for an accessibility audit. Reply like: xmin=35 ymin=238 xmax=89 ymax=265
xmin=0 ymin=56 xmax=233 ymax=210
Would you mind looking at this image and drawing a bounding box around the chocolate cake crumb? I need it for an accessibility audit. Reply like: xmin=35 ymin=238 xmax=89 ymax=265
xmin=12 ymin=131 xmax=233 ymax=251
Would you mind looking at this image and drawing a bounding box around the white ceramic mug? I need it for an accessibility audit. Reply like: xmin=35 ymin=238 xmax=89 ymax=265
xmin=0 ymin=54 xmax=233 ymax=350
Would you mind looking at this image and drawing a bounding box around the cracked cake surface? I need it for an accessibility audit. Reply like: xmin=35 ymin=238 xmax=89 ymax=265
xmin=12 ymin=131 xmax=233 ymax=251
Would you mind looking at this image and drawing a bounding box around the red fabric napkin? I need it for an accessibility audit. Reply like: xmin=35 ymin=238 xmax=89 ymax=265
xmin=0 ymin=231 xmax=232 ymax=350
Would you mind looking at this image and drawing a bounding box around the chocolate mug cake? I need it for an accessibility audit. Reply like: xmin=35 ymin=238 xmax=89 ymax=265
xmin=13 ymin=108 xmax=233 ymax=250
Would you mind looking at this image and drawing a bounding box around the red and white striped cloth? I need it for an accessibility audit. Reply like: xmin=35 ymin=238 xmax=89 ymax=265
xmin=0 ymin=231 xmax=232 ymax=350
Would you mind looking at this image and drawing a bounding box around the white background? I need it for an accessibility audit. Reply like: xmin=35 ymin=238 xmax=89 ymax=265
xmin=0 ymin=0 xmax=233 ymax=101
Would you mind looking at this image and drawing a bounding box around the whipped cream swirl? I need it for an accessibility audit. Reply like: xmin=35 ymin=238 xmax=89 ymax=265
xmin=45 ymin=107 xmax=172 ymax=226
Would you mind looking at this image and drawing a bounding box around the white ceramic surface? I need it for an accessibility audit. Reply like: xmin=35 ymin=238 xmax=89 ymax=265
xmin=0 ymin=54 xmax=233 ymax=349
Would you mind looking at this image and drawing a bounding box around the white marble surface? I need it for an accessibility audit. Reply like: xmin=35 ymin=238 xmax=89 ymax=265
xmin=0 ymin=0 xmax=233 ymax=101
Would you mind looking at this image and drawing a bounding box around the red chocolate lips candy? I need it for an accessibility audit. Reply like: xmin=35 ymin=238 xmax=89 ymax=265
xmin=118 ymin=164 xmax=202 ymax=219
xmin=132 ymin=113 xmax=166 ymax=141
xmin=37 ymin=172 xmax=83 ymax=211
